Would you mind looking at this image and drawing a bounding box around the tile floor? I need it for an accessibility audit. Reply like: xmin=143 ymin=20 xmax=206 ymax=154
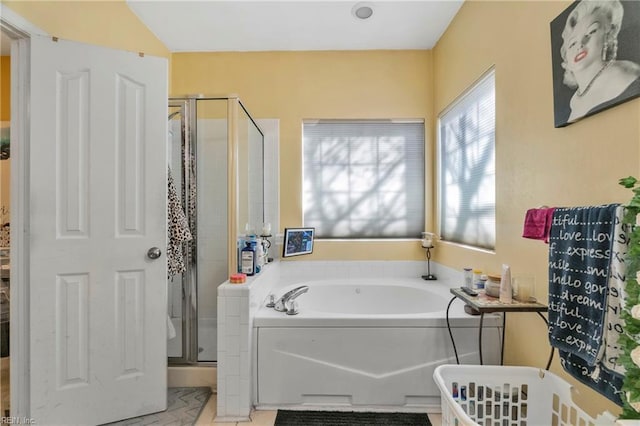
xmin=0 ymin=370 xmax=444 ymax=426
xmin=195 ymin=394 xmax=443 ymax=426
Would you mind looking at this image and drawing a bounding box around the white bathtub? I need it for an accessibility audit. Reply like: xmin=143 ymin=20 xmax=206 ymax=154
xmin=292 ymin=280 xmax=447 ymax=315
xmin=253 ymin=278 xmax=502 ymax=412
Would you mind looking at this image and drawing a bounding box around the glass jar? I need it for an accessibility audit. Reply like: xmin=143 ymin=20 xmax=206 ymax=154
xmin=463 ymin=268 xmax=473 ymax=288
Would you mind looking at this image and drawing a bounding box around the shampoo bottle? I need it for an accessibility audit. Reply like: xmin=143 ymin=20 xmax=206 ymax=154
xmin=499 ymin=264 xmax=512 ymax=303
xmin=241 ymin=241 xmax=256 ymax=276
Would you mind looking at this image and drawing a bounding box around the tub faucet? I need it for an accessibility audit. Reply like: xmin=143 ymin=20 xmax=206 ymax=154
xmin=274 ymin=285 xmax=309 ymax=312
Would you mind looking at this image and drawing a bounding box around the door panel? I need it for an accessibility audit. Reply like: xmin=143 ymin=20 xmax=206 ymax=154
xmin=29 ymin=35 xmax=168 ymax=425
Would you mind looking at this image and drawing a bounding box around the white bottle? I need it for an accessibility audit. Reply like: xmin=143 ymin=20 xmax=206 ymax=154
xmin=499 ymin=264 xmax=512 ymax=303
xmin=255 ymin=242 xmax=264 ymax=273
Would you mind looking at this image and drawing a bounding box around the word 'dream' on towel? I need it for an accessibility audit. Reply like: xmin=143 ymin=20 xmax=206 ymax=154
xmin=547 ymin=204 xmax=618 ymax=366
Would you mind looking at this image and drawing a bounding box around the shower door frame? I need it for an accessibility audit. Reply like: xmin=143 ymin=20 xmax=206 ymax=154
xmin=167 ymin=95 xmax=265 ymax=365
xmin=168 ymin=99 xmax=199 ymax=365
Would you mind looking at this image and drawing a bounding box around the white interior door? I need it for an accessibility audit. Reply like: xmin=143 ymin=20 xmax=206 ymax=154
xmin=29 ymin=35 xmax=168 ymax=425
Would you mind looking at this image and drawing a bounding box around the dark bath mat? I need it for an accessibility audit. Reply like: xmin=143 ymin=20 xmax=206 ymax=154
xmin=274 ymin=410 xmax=432 ymax=426
xmin=103 ymin=386 xmax=212 ymax=426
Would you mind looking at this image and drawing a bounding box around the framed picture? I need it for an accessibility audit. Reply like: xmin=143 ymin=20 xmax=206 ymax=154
xmin=550 ymin=0 xmax=640 ymax=127
xmin=282 ymin=227 xmax=315 ymax=258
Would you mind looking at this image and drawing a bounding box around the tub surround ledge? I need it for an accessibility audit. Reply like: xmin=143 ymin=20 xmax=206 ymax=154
xmin=216 ymin=261 xmax=280 ymax=421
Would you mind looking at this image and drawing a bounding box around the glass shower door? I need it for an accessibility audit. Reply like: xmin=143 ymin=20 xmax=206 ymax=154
xmin=167 ymin=101 xmax=189 ymax=361
xmin=167 ymin=100 xmax=200 ymax=363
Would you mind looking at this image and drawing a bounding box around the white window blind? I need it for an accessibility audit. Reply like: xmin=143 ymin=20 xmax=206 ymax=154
xmin=303 ymin=120 xmax=425 ymax=239
xmin=438 ymin=70 xmax=495 ymax=249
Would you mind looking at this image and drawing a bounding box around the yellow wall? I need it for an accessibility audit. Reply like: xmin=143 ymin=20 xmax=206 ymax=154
xmin=2 ymin=0 xmax=169 ymax=58
xmin=1 ymin=56 xmax=9 ymax=121
xmin=171 ymin=50 xmax=434 ymax=260
xmin=434 ymin=0 xmax=640 ymax=417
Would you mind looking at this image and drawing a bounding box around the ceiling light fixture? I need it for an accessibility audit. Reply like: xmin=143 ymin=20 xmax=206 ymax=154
xmin=352 ymin=2 xmax=374 ymax=20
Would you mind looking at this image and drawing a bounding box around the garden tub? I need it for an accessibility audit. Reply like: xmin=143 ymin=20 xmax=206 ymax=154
xmin=253 ymin=278 xmax=502 ymax=412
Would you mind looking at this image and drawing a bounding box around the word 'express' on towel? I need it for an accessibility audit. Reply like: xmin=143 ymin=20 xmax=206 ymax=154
xmin=547 ymin=204 xmax=618 ymax=366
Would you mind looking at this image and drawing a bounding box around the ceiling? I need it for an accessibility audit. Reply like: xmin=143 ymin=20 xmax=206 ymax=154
xmin=0 ymin=1 xmax=464 ymax=56
xmin=126 ymin=1 xmax=464 ymax=52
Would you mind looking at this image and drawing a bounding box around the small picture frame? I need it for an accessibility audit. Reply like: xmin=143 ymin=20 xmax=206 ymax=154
xmin=282 ymin=227 xmax=315 ymax=258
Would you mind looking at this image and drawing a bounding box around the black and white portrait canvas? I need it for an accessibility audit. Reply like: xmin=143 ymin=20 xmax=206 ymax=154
xmin=550 ymin=0 xmax=640 ymax=128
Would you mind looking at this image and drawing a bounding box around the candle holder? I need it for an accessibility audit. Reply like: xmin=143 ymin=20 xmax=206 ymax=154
xmin=422 ymin=246 xmax=437 ymax=280
xmin=421 ymin=232 xmax=437 ymax=280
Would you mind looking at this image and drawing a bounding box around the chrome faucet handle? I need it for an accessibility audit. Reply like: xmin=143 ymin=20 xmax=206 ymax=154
xmin=274 ymin=285 xmax=309 ymax=312
xmin=286 ymin=300 xmax=299 ymax=315
xmin=266 ymin=294 xmax=276 ymax=308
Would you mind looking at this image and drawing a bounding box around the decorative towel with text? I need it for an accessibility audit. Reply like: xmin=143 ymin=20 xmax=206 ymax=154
xmin=555 ymin=206 xmax=628 ymax=404
xmin=548 ymin=204 xmax=618 ymax=366
xmin=601 ymin=206 xmax=628 ymax=376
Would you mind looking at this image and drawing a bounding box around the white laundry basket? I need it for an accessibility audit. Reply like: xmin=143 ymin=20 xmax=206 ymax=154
xmin=433 ymin=365 xmax=603 ymax=426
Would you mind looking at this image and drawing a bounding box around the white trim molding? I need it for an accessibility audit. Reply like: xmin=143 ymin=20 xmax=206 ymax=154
xmin=1 ymin=7 xmax=46 ymax=418
xmin=9 ymin=35 xmax=30 ymax=419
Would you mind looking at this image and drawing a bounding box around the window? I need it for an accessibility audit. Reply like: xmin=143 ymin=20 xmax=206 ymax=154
xmin=438 ymin=69 xmax=495 ymax=249
xmin=303 ymin=120 xmax=424 ymax=239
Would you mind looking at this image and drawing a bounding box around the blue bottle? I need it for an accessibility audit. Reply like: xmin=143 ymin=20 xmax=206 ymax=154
xmin=241 ymin=241 xmax=255 ymax=276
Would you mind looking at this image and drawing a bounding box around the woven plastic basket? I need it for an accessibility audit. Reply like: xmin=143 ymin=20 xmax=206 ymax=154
xmin=434 ymin=365 xmax=604 ymax=426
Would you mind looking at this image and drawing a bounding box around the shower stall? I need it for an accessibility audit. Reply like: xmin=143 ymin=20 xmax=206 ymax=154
xmin=167 ymin=96 xmax=264 ymax=364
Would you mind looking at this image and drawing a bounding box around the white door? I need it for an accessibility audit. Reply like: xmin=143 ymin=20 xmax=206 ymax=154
xmin=29 ymin=35 xmax=168 ymax=425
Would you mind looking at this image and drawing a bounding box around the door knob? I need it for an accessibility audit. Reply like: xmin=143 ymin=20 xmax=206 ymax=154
xmin=147 ymin=247 xmax=162 ymax=259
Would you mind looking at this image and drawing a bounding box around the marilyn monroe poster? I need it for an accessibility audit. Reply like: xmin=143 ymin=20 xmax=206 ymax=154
xmin=550 ymin=0 xmax=640 ymax=128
